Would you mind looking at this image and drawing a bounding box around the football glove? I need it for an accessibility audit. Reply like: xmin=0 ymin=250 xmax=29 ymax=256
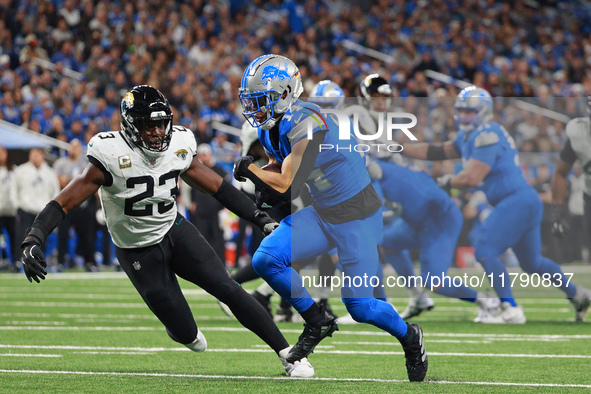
xmin=253 ymin=210 xmax=280 ymax=236
xmin=22 ymin=244 xmax=47 ymax=283
xmin=436 ymin=174 xmax=453 ymax=195
xmin=234 ymin=155 xmax=254 ymax=182
xmin=549 ymin=204 xmax=569 ymax=238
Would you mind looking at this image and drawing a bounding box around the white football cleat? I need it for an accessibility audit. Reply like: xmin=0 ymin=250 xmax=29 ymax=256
xmin=400 ymin=292 xmax=435 ymax=319
xmin=218 ymin=300 xmax=234 ymax=318
xmin=478 ymin=301 xmax=526 ymax=324
xmin=278 ymin=347 xmax=315 ymax=377
xmin=185 ymin=329 xmax=207 ymax=352
xmin=570 ymin=286 xmax=591 ymax=322
xmin=474 ymin=290 xmax=501 ymax=323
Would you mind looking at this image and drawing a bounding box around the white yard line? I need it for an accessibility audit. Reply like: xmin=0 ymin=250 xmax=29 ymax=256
xmin=0 ymin=369 xmax=589 ymax=388
xmin=0 ymin=354 xmax=62 ymax=358
xmin=1 ymin=326 xmax=591 ymax=340
xmin=0 ymin=344 xmax=589 ymax=359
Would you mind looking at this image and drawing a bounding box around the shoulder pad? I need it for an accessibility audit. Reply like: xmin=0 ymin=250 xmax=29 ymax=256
xmin=474 ymin=131 xmax=499 ymax=148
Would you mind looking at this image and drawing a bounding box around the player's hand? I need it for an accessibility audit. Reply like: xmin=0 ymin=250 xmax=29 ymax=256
xmin=21 ymin=244 xmax=47 ymax=283
xmin=436 ymin=174 xmax=453 ymax=194
xmin=253 ymin=210 xmax=279 ymax=236
xmin=550 ymin=204 xmax=569 ymax=238
xmin=234 ymin=156 xmax=254 ymax=182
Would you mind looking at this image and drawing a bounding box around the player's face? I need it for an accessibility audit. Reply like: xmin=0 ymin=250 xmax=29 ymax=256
xmin=140 ymin=119 xmax=168 ymax=150
xmin=457 ymin=108 xmax=477 ymax=127
xmin=242 ymin=96 xmax=269 ymax=124
xmin=371 ymin=93 xmax=390 ymax=113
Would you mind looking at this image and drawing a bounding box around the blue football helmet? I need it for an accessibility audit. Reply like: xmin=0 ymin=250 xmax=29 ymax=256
xmin=239 ymin=54 xmax=303 ymax=130
xmin=454 ymin=86 xmax=493 ymax=132
xmin=308 ymin=80 xmax=345 ymax=109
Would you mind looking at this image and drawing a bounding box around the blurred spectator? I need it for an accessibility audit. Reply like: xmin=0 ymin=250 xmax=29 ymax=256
xmin=0 ymin=146 xmax=18 ymax=268
xmin=13 ymin=149 xmax=60 ymax=260
xmin=189 ymin=143 xmax=228 ymax=263
xmin=53 ymin=140 xmax=97 ymax=270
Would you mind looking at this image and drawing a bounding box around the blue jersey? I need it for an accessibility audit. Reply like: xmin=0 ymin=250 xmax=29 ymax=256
xmin=258 ymin=100 xmax=370 ymax=209
xmin=453 ymin=121 xmax=530 ymax=206
xmin=377 ymin=160 xmax=452 ymax=230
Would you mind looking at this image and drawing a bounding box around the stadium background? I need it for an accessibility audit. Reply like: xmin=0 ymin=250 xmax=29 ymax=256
xmin=0 ymin=0 xmax=591 ymax=391
xmin=1 ymin=0 xmax=590 ymax=270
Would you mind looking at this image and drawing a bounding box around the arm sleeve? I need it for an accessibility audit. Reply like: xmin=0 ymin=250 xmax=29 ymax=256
xmin=559 ymin=137 xmax=577 ymax=165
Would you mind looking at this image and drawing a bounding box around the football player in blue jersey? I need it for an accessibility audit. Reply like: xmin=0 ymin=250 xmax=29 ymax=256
xmin=370 ymin=160 xmax=500 ymax=320
xmin=234 ymin=55 xmax=428 ymax=381
xmin=403 ymin=86 xmax=590 ymax=323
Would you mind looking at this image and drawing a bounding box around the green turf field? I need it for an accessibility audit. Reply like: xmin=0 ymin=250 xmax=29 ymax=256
xmin=0 ymin=267 xmax=590 ymax=393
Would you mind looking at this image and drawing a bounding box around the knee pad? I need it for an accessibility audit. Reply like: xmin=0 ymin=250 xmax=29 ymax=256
xmin=343 ymin=298 xmax=373 ymax=323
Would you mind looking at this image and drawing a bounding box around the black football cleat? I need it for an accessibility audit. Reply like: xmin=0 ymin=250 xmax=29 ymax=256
xmin=286 ymin=310 xmax=338 ymax=363
xmin=400 ymin=323 xmax=428 ymax=382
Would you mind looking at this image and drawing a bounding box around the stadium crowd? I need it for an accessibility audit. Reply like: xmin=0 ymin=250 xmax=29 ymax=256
xmin=1 ymin=0 xmax=590 ymax=270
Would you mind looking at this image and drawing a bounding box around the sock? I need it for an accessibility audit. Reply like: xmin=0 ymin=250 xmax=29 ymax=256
xmin=300 ymin=302 xmax=324 ymax=325
xmin=500 ymin=297 xmax=517 ymax=307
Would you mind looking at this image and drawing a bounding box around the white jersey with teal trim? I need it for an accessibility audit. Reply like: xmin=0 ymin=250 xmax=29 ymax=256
xmin=87 ymin=126 xmax=197 ymax=248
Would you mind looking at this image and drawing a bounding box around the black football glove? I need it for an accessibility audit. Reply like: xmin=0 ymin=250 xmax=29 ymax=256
xmin=21 ymin=244 xmax=47 ymax=283
xmin=233 ymin=156 xmax=254 ymax=182
xmin=549 ymin=204 xmax=569 ymax=238
xmin=253 ymin=210 xmax=280 ymax=236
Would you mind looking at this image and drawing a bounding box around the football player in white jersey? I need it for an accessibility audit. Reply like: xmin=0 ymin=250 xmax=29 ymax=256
xmin=19 ymin=85 xmax=314 ymax=377
xmin=550 ymin=94 xmax=591 ymax=321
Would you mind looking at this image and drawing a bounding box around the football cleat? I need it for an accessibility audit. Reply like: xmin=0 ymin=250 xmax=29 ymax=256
xmin=184 ymin=329 xmax=207 ymax=353
xmin=400 ymin=292 xmax=435 ymax=319
xmin=278 ymin=346 xmax=314 ymax=378
xmin=399 ymin=323 xmax=428 ymax=382
xmin=274 ymin=305 xmax=294 ymax=323
xmin=251 ymin=290 xmax=273 ymax=317
xmin=570 ymin=286 xmax=591 ymax=322
xmin=474 ymin=290 xmax=501 ymax=323
xmin=218 ymin=300 xmax=234 ymax=318
xmin=478 ymin=301 xmax=526 ymax=324
xmin=286 ymin=309 xmax=338 ymax=363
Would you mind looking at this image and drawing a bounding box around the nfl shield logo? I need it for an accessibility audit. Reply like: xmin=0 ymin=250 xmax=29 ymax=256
xmin=149 ymin=157 xmax=157 ymax=165
xmin=133 ymin=261 xmax=141 ymax=270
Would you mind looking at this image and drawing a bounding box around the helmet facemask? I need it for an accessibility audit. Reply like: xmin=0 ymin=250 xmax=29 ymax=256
xmin=120 ymin=85 xmax=174 ymax=153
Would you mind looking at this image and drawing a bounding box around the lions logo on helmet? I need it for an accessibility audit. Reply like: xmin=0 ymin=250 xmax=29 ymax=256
xmin=309 ymin=80 xmax=345 ymax=109
xmin=454 ymin=86 xmax=493 ymax=133
xmin=239 ymin=54 xmax=303 ymax=130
